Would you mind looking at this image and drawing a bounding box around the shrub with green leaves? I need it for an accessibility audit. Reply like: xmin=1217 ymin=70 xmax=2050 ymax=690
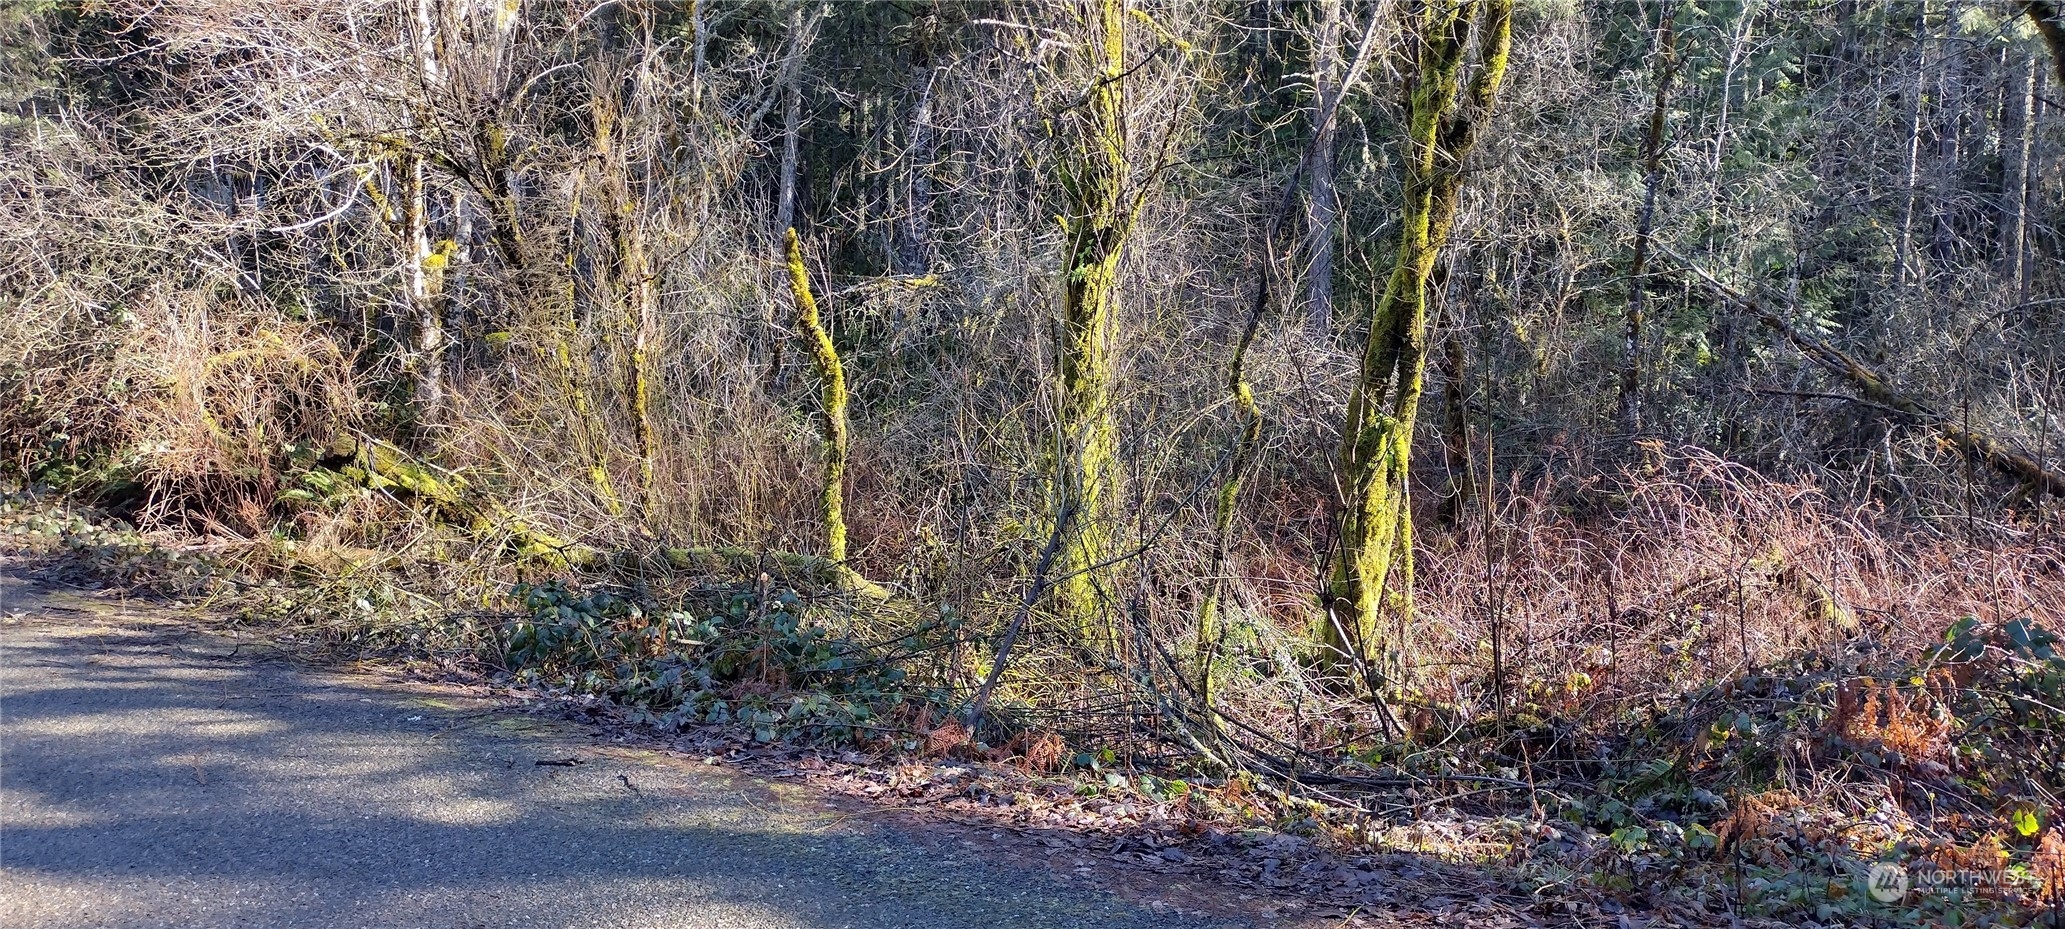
xmin=1930 ymin=616 xmax=2065 ymax=824
xmin=503 ymin=581 xmax=934 ymax=743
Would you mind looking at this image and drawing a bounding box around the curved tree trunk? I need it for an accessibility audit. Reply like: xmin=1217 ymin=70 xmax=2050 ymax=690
xmin=784 ymin=228 xmax=851 ymax=568
xmin=1321 ymin=0 xmax=1512 ymax=683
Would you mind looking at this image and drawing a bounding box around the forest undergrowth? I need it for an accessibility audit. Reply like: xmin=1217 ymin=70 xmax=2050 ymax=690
xmin=8 ymin=441 xmax=2063 ymax=927
xmin=10 ymin=1 xmax=2065 ymax=925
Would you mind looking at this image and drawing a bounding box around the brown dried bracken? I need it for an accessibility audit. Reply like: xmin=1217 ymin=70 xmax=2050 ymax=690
xmin=924 ymin=722 xmax=970 ymax=758
xmin=1927 ymin=832 xmax=2008 ymax=881
xmin=1829 ymin=673 xmax=1958 ymax=762
xmin=1022 ymin=731 xmax=1067 ymax=774
xmin=1717 ymin=789 xmax=1802 ymax=855
xmin=2033 ymin=829 xmax=2065 ymax=905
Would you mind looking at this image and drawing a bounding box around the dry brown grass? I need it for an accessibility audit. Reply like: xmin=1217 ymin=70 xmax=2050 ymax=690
xmin=1380 ymin=444 xmax=2065 ymax=728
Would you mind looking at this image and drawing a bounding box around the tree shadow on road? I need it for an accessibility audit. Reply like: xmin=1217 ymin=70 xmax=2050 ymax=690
xmin=1 ymin=587 xmax=1255 ymax=929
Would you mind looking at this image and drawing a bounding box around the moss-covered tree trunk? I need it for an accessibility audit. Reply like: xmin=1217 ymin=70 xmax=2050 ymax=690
xmin=783 ymin=228 xmax=850 ymax=567
xmin=1051 ymin=0 xmax=1132 ymax=648
xmin=1198 ymin=298 xmax=1263 ymax=714
xmin=1321 ymin=0 xmax=1511 ymax=680
xmin=557 ymin=176 xmax=626 ymax=517
xmin=593 ymin=80 xmax=658 ymax=518
xmin=579 ymin=4 xmax=662 ymax=519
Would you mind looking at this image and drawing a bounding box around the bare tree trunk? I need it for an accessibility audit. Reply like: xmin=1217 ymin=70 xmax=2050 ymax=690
xmin=774 ymin=4 xmax=812 ymax=237
xmin=896 ymin=66 xmax=937 ymax=276
xmin=2003 ymin=55 xmax=2036 ymax=302
xmin=447 ymin=196 xmax=473 ymax=363
xmin=768 ymin=4 xmax=822 ymax=388
xmin=1929 ymin=7 xmax=1966 ymax=276
xmin=1896 ymin=2 xmax=1930 ymax=287
xmin=472 ymin=0 xmax=524 ymax=269
xmin=404 ymin=0 xmax=445 ymax=420
xmin=1618 ymin=0 xmax=1677 ymax=433
xmin=1303 ymin=0 xmax=1342 ymax=339
xmin=690 ymin=0 xmax=708 ymax=101
xmin=1708 ymin=1 xmax=1754 ymax=214
xmin=404 ymin=153 xmax=439 ymax=405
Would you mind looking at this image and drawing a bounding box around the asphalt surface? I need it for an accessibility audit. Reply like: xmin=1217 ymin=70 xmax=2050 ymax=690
xmin=0 ymin=571 xmax=1233 ymax=929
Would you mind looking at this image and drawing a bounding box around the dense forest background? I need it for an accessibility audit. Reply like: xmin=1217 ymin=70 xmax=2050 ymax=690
xmin=6 ymin=2 xmax=2065 ymax=919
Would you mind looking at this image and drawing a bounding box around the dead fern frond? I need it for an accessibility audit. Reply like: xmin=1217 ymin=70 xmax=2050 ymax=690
xmin=1830 ymin=677 xmax=1957 ymax=762
xmin=2033 ymin=829 xmax=2065 ymax=904
xmin=925 ymin=721 xmax=970 ymax=757
xmin=1926 ymin=832 xmax=2007 ymax=876
xmin=1718 ymin=789 xmax=1803 ymax=855
xmin=1022 ymin=731 xmax=1067 ymax=773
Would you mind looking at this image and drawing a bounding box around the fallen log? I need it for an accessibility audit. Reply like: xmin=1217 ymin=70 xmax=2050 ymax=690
xmin=1662 ymin=255 xmax=2065 ymax=498
xmin=323 ymin=436 xmax=584 ymax=563
xmin=318 ymin=437 xmax=889 ymax=598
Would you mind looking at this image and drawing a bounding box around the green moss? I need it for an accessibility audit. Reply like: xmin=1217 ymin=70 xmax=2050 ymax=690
xmin=1321 ymin=0 xmax=1513 ymax=681
xmin=552 ymin=176 xmax=624 ymax=518
xmin=1049 ymin=0 xmax=1134 ymax=650
xmin=784 ymin=228 xmax=850 ymax=569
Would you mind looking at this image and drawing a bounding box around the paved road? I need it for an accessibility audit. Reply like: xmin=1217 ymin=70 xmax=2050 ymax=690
xmin=0 ymin=572 xmax=1231 ymax=929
